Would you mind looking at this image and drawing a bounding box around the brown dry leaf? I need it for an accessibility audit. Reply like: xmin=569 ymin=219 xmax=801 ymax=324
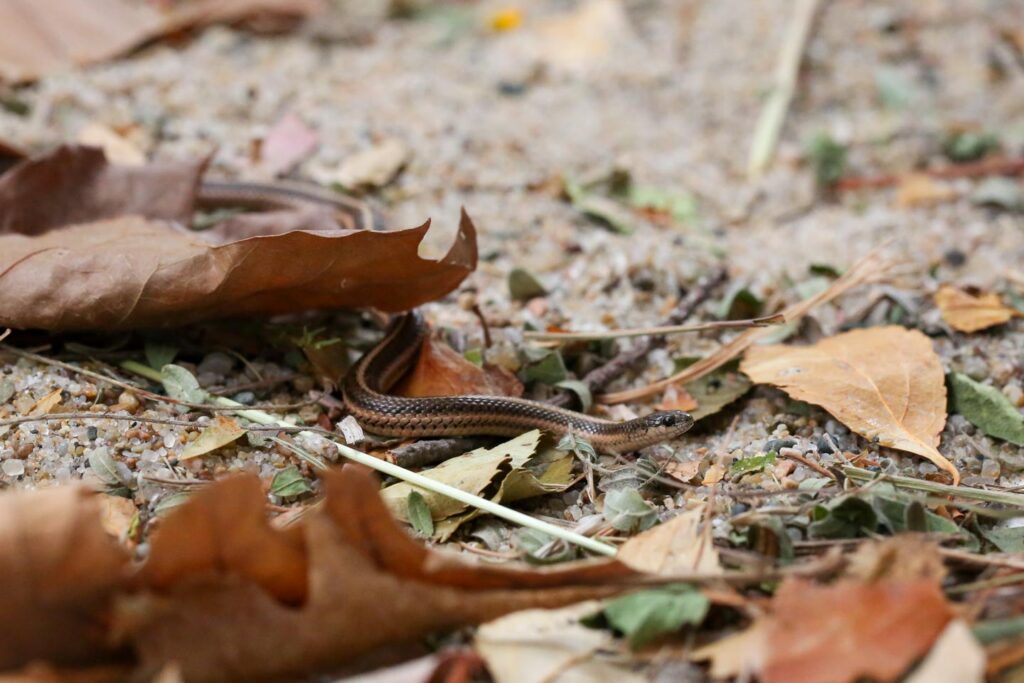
xmin=333 ymin=138 xmax=409 ymax=190
xmin=532 ymin=0 xmax=636 ymax=75
xmin=618 ymin=508 xmax=721 ymax=575
xmin=690 ymin=621 xmax=768 ymax=679
xmin=258 ymin=112 xmax=318 ymax=177
xmin=762 ymin=579 xmax=954 ymax=683
xmin=740 ymin=326 xmax=956 ymax=482
xmin=28 ymin=388 xmax=63 ymax=416
xmin=395 ymin=335 xmax=523 ymax=399
xmin=97 ymin=495 xmax=139 ymax=545
xmin=656 ymin=384 xmax=698 ymax=412
xmin=0 ymin=147 xmax=477 ymax=330
xmin=122 ymin=466 xmax=635 ymax=682
xmin=702 ymin=462 xmax=726 ymax=485
xmin=0 ymin=0 xmax=324 ymax=82
xmin=896 ymin=173 xmax=958 ymax=208
xmin=179 ymin=416 xmax=248 ymax=461
xmin=664 ymin=459 xmax=701 ymax=484
xmin=934 ymin=285 xmax=1018 ymax=333
xmin=600 ymin=248 xmax=891 ymax=404
xmin=844 ymin=537 xmax=946 ymax=584
xmin=0 ymin=486 xmax=129 ymax=669
xmin=76 ymin=123 xmax=146 ymax=166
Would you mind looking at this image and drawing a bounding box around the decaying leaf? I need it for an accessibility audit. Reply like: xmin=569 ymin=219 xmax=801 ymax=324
xmin=0 ymin=147 xmax=477 ymax=330
xmin=395 ymin=335 xmax=523 ymax=399
xmin=934 ymin=285 xmax=1018 ymax=333
xmin=0 ymin=0 xmax=325 ymax=82
xmin=179 ymin=416 xmax=247 ymax=461
xmin=476 ymin=602 xmax=644 ymax=683
xmin=948 ymin=372 xmax=1024 ymax=446
xmin=843 ymin=537 xmax=946 ymax=583
xmin=617 ymin=508 xmax=721 ymax=575
xmin=763 ymin=579 xmax=953 ymax=683
xmin=97 ymin=495 xmax=139 ymax=545
xmin=741 ymin=326 xmax=956 ymax=482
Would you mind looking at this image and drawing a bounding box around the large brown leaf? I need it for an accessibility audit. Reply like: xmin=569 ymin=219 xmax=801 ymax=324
xmin=0 ymin=147 xmax=477 ymax=330
xmin=740 ymin=326 xmax=956 ymax=482
xmin=934 ymin=285 xmax=1019 ymax=333
xmin=0 ymin=0 xmax=324 ymax=82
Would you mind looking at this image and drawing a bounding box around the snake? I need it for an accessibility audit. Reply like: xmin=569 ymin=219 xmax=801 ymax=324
xmin=343 ymin=311 xmax=695 ymax=453
xmin=200 ymin=180 xmax=694 ymax=453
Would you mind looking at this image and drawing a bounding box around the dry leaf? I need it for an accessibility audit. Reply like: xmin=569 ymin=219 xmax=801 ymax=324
xmin=656 ymin=384 xmax=698 ymax=412
xmin=28 ymin=388 xmax=63 ymax=416
xmin=904 ymin=620 xmax=985 ymax=683
xmin=0 ymin=0 xmax=324 ymax=82
xmin=702 ymin=462 xmax=725 ymax=485
xmin=97 ymin=495 xmax=139 ymax=545
xmin=618 ymin=508 xmax=721 ymax=575
xmin=896 ymin=173 xmax=958 ymax=208
xmin=395 ymin=335 xmax=523 ymax=399
xmin=690 ymin=621 xmax=767 ymax=679
xmin=76 ymin=123 xmax=145 ymax=166
xmin=762 ymin=579 xmax=954 ymax=683
xmin=664 ymin=459 xmax=701 ymax=484
xmin=258 ymin=112 xmax=318 ymax=177
xmin=0 ymin=486 xmax=129 ymax=668
xmin=934 ymin=285 xmax=1018 ymax=333
xmin=475 ymin=602 xmax=644 ymax=683
xmin=741 ymin=326 xmax=956 ymax=482
xmin=333 ymin=138 xmax=409 ymax=190
xmin=844 ymin=537 xmax=946 ymax=584
xmin=532 ymin=0 xmax=636 ymax=75
xmin=179 ymin=416 xmax=248 ymax=461
xmin=0 ymin=147 xmax=477 ymax=330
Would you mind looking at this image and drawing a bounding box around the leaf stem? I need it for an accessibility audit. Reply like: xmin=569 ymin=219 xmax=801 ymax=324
xmin=842 ymin=466 xmax=1024 ymax=507
xmin=523 ymin=313 xmax=785 ymax=342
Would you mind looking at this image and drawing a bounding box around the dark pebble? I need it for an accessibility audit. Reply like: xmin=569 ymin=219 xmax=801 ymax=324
xmin=731 ymin=502 xmax=750 ymax=515
xmin=232 ymin=391 xmax=256 ymax=405
xmin=766 ymin=438 xmax=796 ymax=452
xmin=943 ymin=249 xmax=966 ymax=267
xmin=86 ymin=426 xmax=98 ymax=441
xmin=497 ymin=81 xmax=528 ymax=96
xmin=817 ymin=434 xmax=835 ymax=454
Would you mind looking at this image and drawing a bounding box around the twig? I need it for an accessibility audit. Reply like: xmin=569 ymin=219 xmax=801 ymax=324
xmin=836 ymin=156 xmax=1024 ymax=191
xmin=0 ymin=329 xmax=9 ymax=343
xmin=470 ymin=304 xmax=493 ymax=348
xmin=523 ymin=313 xmax=785 ymax=342
xmin=842 ymin=466 xmax=1024 ymax=507
xmin=778 ymin=447 xmax=836 ymax=480
xmin=938 ymin=548 xmax=1024 ymax=571
xmin=0 ymin=411 xmax=331 ymax=436
xmin=599 ymin=248 xmax=890 ymax=404
xmin=947 ymin=572 xmax=1024 ymax=596
xmin=747 ymin=0 xmax=821 ymax=178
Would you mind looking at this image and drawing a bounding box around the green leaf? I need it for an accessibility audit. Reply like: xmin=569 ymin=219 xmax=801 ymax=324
xmin=875 ymin=67 xmax=915 ymax=109
xmin=88 ymin=447 xmax=132 ymax=488
xmin=974 ymin=616 xmax=1024 ymax=645
xmin=160 ymin=364 xmax=207 ymax=403
xmin=943 ymin=131 xmax=999 ymax=163
xmin=982 ymin=526 xmax=1024 ymax=553
xmin=555 ymin=379 xmax=592 ymax=412
xmin=730 ymin=451 xmax=776 ymax=477
xmin=154 ymin=492 xmax=191 ymax=518
xmin=508 ymin=267 xmax=547 ymax=302
xmin=948 ymin=372 xmax=1024 ymax=446
xmin=565 ymin=178 xmax=635 ymax=234
xmin=971 ymin=177 xmax=1024 ymax=212
xmin=806 ymin=132 xmax=847 ymax=187
xmin=603 ymin=489 xmax=657 ymax=532
xmin=406 ymin=491 xmax=434 ymax=537
xmin=809 ymin=263 xmax=843 ymax=278
xmin=463 ymin=348 xmax=484 ymax=368
xmin=145 ymin=341 xmax=178 ymax=371
xmin=271 ymin=466 xmax=312 ymax=499
xmin=522 ymin=350 xmax=568 ymax=385
xmin=626 ymin=184 xmax=697 ymax=224
xmin=516 ymin=528 xmax=576 ymax=565
xmin=746 ymin=516 xmax=794 ymax=561
xmin=556 ymin=432 xmax=597 ymax=460
xmin=0 ymin=380 xmax=13 ymax=405
xmin=809 ymin=495 xmax=877 ymax=539
xmin=716 ymin=282 xmax=762 ymax=320
xmin=599 ymin=585 xmax=709 ymax=648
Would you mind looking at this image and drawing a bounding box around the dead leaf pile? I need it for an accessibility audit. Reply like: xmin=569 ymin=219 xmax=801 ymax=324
xmin=0 ymin=146 xmax=477 ymax=330
xmin=741 ymin=326 xmax=957 ymax=481
xmin=934 ymin=285 xmax=1019 ymax=333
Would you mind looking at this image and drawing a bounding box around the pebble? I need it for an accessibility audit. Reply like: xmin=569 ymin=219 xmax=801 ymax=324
xmin=2 ymin=459 xmax=24 ymax=477
xmin=198 ymin=352 xmax=235 ymax=376
xmin=232 ymin=391 xmax=256 ymax=405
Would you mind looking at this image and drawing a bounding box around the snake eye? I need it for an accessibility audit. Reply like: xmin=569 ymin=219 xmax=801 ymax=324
xmin=648 ymin=411 xmax=694 ymax=431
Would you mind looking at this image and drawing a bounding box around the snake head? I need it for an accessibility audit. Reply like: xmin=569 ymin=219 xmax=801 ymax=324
xmin=644 ymin=410 xmax=694 ymax=434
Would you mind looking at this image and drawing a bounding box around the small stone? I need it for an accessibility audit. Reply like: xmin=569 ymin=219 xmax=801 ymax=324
xmin=766 ymin=438 xmax=796 ymax=452
xmin=981 ymin=459 xmax=1001 ymax=480
xmin=817 ymin=434 xmax=836 ymax=454
xmin=197 ymin=352 xmax=235 ymax=377
xmin=2 ymin=459 xmax=25 ymax=477
xmin=232 ymin=391 xmax=256 ymax=405
xmin=116 ymin=390 xmax=140 ymax=413
xmin=292 ymin=376 xmax=315 ymax=394
xmin=86 ymin=426 xmax=98 ymax=441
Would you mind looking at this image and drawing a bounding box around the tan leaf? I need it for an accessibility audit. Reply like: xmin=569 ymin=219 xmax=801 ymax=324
xmin=0 ymin=487 xmax=129 ymax=668
xmin=179 ymin=416 xmax=248 ymax=461
xmin=475 ymin=602 xmax=644 ymax=683
xmin=618 ymin=508 xmax=721 ymax=575
xmin=762 ymin=579 xmax=954 ymax=683
xmin=28 ymin=388 xmax=62 ymax=416
xmin=740 ymin=326 xmax=956 ymax=482
xmin=75 ymin=123 xmax=145 ymax=166
xmin=934 ymin=285 xmax=1018 ymax=333
xmin=904 ymin=620 xmax=985 ymax=683
xmin=656 ymin=384 xmax=698 ymax=412
xmin=0 ymin=147 xmax=477 ymax=331
xmin=97 ymin=495 xmax=139 ymax=545
xmin=664 ymin=459 xmax=701 ymax=484
xmin=844 ymin=537 xmax=946 ymax=584
xmin=395 ymin=335 xmax=523 ymax=399
xmin=0 ymin=0 xmax=324 ymax=81
xmin=690 ymin=621 xmax=768 ymax=679
xmin=895 ymin=173 xmax=958 ymax=208
xmin=258 ymin=112 xmax=318 ymax=177
xmin=702 ymin=462 xmax=725 ymax=485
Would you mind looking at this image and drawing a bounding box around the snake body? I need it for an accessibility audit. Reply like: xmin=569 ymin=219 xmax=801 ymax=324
xmin=343 ymin=311 xmax=694 ymax=453
xmin=200 ymin=180 xmax=693 ymax=453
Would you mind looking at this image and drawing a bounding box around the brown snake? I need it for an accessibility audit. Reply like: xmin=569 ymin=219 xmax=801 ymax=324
xmin=343 ymin=311 xmax=694 ymax=453
xmin=200 ymin=180 xmax=693 ymax=453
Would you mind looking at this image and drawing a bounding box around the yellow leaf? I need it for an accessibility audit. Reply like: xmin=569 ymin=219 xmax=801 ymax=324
xmin=895 ymin=173 xmax=957 ymax=208
xmin=934 ymin=285 xmax=1018 ymax=333
xmin=179 ymin=416 xmax=246 ymax=461
xmin=618 ymin=508 xmax=721 ymax=575
xmin=740 ymin=327 xmax=957 ymax=482
xmin=489 ymin=7 xmax=523 ymax=32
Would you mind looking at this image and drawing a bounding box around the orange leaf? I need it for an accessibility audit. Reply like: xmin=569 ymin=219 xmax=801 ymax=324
xmin=934 ymin=285 xmax=1018 ymax=333
xmin=895 ymin=173 xmax=957 ymax=208
xmin=740 ymin=326 xmax=956 ymax=482
xmin=396 ymin=336 xmax=522 ymax=399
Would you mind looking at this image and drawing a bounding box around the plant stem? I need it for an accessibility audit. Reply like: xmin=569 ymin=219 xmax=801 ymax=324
xmin=523 ymin=313 xmax=784 ymax=342
xmin=842 ymin=466 xmax=1024 ymax=507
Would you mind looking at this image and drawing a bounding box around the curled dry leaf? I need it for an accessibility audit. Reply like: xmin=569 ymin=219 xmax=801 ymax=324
xmin=934 ymin=285 xmax=1018 ymax=333
xmin=617 ymin=508 xmax=721 ymax=576
xmin=843 ymin=537 xmax=946 ymax=584
xmin=0 ymin=146 xmax=478 ymax=330
xmin=395 ymin=335 xmax=523 ymax=399
xmin=0 ymin=0 xmax=324 ymax=82
xmin=741 ymin=326 xmax=957 ymax=482
xmin=179 ymin=416 xmax=248 ymax=461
